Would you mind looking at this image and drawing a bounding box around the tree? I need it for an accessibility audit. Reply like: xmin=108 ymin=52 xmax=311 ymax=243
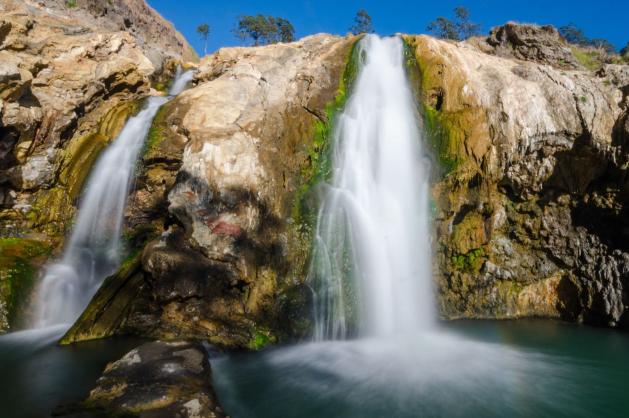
xmin=350 ymin=9 xmax=374 ymax=34
xmin=275 ymin=17 xmax=295 ymax=43
xmin=559 ymin=23 xmax=615 ymax=53
xmin=453 ymin=6 xmax=481 ymax=40
xmin=234 ymin=15 xmax=294 ymax=46
xmin=427 ymin=17 xmax=459 ymax=40
xmin=427 ymin=6 xmax=480 ymax=41
xmin=196 ymin=23 xmax=210 ymax=55
xmin=621 ymin=42 xmax=629 ymax=56
xmin=559 ymin=23 xmax=589 ymax=46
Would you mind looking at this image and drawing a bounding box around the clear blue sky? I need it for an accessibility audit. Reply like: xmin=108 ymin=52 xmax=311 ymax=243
xmin=147 ymin=0 xmax=628 ymax=56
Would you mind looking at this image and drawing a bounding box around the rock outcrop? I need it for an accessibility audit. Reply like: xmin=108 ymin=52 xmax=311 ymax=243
xmin=62 ymin=34 xmax=358 ymax=348
xmin=57 ymin=341 xmax=226 ymax=418
xmin=0 ymin=0 xmax=194 ymax=332
xmin=405 ymin=23 xmax=629 ymax=328
xmin=478 ymin=22 xmax=581 ymax=69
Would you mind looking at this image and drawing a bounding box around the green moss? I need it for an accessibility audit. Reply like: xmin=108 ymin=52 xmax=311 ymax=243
xmin=422 ymin=106 xmax=463 ymax=173
xmin=247 ymin=328 xmax=276 ymax=350
xmin=403 ymin=36 xmax=492 ymax=182
xmin=403 ymin=38 xmax=463 ymax=175
xmin=59 ymin=250 xmax=143 ymax=345
xmin=0 ymin=238 xmax=51 ymax=328
xmin=154 ymin=82 xmax=168 ymax=93
xmin=451 ymin=247 xmax=485 ymax=272
xmin=144 ymin=102 xmax=170 ymax=159
xmin=291 ymin=38 xmax=362 ymax=226
xmin=27 ymin=101 xmax=140 ymax=237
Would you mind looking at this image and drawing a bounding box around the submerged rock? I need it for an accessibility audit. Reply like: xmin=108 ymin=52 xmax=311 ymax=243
xmin=56 ymin=340 xmax=226 ymax=418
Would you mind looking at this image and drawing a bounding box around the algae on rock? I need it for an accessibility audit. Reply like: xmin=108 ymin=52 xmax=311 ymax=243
xmin=0 ymin=237 xmax=51 ymax=333
xmin=405 ymin=26 xmax=629 ymax=328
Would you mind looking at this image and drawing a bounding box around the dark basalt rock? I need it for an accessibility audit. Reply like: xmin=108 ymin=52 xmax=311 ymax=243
xmin=55 ymin=340 xmax=227 ymax=418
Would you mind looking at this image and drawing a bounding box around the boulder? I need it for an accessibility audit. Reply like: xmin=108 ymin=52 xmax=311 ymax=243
xmin=57 ymin=340 xmax=226 ymax=418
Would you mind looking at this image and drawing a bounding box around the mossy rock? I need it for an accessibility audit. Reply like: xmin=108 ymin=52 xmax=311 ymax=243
xmin=60 ymin=251 xmax=143 ymax=345
xmin=292 ymin=36 xmax=362 ymax=226
xmin=247 ymin=328 xmax=277 ymax=350
xmin=27 ymin=100 xmax=141 ymax=237
xmin=0 ymin=237 xmax=51 ymax=332
xmin=403 ymin=35 xmax=490 ymax=177
xmin=451 ymin=211 xmax=488 ymax=254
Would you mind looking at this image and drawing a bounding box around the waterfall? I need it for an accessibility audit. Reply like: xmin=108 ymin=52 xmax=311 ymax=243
xmin=311 ymin=35 xmax=434 ymax=340
xmin=32 ymin=68 xmax=194 ymax=329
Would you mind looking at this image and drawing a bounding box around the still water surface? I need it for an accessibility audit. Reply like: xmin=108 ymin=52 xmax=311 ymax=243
xmin=0 ymin=326 xmax=142 ymax=418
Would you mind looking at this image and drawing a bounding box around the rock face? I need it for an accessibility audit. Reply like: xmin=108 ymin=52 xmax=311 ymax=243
xmin=0 ymin=0 xmax=193 ymax=332
xmin=21 ymin=0 xmax=197 ymax=66
xmin=6 ymin=15 xmax=629 ymax=341
xmin=62 ymin=34 xmax=358 ymax=348
xmin=480 ymin=22 xmax=580 ymax=69
xmin=59 ymin=341 xmax=226 ymax=418
xmin=405 ymin=23 xmax=629 ymax=328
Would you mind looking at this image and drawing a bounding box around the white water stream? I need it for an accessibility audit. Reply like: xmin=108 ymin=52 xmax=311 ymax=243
xmin=311 ymin=35 xmax=433 ymax=340
xmin=210 ymin=35 xmax=583 ymax=418
xmin=32 ymin=68 xmax=193 ymax=329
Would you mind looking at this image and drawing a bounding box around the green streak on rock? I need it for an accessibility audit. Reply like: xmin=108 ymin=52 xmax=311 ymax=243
xmin=59 ymin=250 xmax=143 ymax=345
xmin=27 ymin=100 xmax=141 ymax=238
xmin=0 ymin=238 xmax=51 ymax=332
xmin=292 ymin=37 xmax=362 ymax=226
xmin=144 ymin=101 xmax=171 ymax=159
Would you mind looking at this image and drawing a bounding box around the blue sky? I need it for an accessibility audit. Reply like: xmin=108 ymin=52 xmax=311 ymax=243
xmin=147 ymin=0 xmax=628 ymax=56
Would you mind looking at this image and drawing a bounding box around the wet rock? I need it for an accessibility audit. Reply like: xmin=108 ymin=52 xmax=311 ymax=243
xmin=0 ymin=0 xmax=194 ymax=333
xmin=67 ymin=34 xmax=357 ymax=348
xmin=0 ymin=237 xmax=51 ymax=333
xmin=57 ymin=340 xmax=226 ymax=418
xmin=407 ymin=33 xmax=629 ymax=327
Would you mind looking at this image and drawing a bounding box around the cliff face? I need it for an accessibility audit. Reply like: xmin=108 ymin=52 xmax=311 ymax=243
xmin=406 ymin=25 xmax=629 ymax=327
xmin=62 ymin=34 xmax=357 ymax=348
xmin=2 ymin=10 xmax=628 ymax=341
xmin=0 ymin=0 xmax=194 ymax=332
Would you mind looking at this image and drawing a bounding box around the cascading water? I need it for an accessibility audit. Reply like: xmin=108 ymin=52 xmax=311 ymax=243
xmin=210 ymin=36 xmax=579 ymax=417
xmin=32 ymin=68 xmax=194 ymax=329
xmin=311 ymin=35 xmax=433 ymax=340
